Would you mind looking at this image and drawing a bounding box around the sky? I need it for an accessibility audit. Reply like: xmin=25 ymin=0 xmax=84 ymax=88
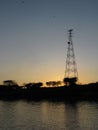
xmin=0 ymin=0 xmax=98 ymax=85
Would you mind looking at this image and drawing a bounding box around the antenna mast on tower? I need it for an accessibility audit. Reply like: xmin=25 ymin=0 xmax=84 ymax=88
xmin=64 ymin=29 xmax=78 ymax=86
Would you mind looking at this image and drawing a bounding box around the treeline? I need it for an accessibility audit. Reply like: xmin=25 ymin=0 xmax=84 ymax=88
xmin=0 ymin=80 xmax=63 ymax=100
xmin=0 ymin=80 xmax=63 ymax=90
xmin=0 ymin=80 xmax=98 ymax=90
xmin=0 ymin=80 xmax=98 ymax=101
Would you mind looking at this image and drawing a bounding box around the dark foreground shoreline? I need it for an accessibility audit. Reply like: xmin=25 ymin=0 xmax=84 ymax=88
xmin=0 ymin=84 xmax=98 ymax=101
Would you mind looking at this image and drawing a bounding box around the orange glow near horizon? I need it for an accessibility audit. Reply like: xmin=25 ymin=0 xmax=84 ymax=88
xmin=0 ymin=69 xmax=97 ymax=86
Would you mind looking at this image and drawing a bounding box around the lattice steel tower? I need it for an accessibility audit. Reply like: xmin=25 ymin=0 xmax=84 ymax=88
xmin=65 ymin=29 xmax=78 ymax=81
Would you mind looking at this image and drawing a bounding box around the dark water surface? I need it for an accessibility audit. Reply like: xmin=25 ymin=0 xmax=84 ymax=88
xmin=0 ymin=100 xmax=98 ymax=130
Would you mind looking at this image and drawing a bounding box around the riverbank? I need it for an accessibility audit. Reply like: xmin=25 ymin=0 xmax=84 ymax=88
xmin=0 ymin=83 xmax=98 ymax=101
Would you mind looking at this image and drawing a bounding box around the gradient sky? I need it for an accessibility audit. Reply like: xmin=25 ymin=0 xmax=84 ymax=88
xmin=0 ymin=0 xmax=98 ymax=85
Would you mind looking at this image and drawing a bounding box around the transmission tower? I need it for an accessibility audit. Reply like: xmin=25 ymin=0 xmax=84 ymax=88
xmin=64 ymin=29 xmax=78 ymax=85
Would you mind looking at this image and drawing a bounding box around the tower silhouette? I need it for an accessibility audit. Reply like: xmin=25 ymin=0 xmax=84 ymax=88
xmin=64 ymin=29 xmax=78 ymax=85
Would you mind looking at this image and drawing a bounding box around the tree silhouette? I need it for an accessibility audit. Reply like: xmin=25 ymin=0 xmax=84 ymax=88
xmin=46 ymin=81 xmax=62 ymax=87
xmin=24 ymin=82 xmax=43 ymax=89
xmin=3 ymin=80 xmax=19 ymax=89
xmin=46 ymin=81 xmax=52 ymax=87
xmin=56 ymin=81 xmax=62 ymax=87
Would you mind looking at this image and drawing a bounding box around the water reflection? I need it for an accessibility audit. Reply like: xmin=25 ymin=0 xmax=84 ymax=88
xmin=64 ymin=102 xmax=81 ymax=130
xmin=77 ymin=102 xmax=98 ymax=130
xmin=0 ymin=101 xmax=21 ymax=130
xmin=0 ymin=100 xmax=98 ymax=130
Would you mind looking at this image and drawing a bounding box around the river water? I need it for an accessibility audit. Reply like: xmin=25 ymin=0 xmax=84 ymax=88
xmin=0 ymin=100 xmax=98 ymax=130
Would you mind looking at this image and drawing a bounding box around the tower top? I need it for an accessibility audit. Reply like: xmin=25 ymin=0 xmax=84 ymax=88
xmin=68 ymin=29 xmax=73 ymax=33
xmin=68 ymin=29 xmax=73 ymax=38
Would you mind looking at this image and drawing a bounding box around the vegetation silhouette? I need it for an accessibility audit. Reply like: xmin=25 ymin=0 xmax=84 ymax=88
xmin=24 ymin=82 xmax=43 ymax=89
xmin=0 ymin=79 xmax=98 ymax=101
xmin=46 ymin=81 xmax=61 ymax=87
xmin=63 ymin=77 xmax=77 ymax=86
xmin=3 ymin=80 xmax=19 ymax=89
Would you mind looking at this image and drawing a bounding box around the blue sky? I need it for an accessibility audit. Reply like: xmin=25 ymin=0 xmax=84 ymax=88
xmin=0 ymin=0 xmax=98 ymax=85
